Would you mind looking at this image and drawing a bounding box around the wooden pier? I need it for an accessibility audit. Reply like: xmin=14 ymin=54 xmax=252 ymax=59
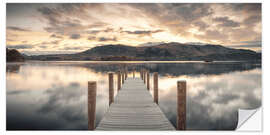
xmin=88 ymin=71 xmax=186 ymax=131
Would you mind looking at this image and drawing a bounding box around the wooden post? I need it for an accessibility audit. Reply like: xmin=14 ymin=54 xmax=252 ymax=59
xmin=143 ymin=70 xmax=146 ymax=84
xmin=109 ymin=72 xmax=114 ymax=106
xmin=142 ymin=70 xmax=144 ymax=80
xmin=141 ymin=70 xmax=142 ymax=79
xmin=122 ymin=72 xmax=124 ymax=84
xmin=153 ymin=72 xmax=158 ymax=104
xmin=117 ymin=71 xmax=121 ymax=91
xmin=88 ymin=81 xmax=96 ymax=130
xmin=125 ymin=70 xmax=127 ymax=80
xmin=177 ymin=81 xmax=186 ymax=130
xmin=141 ymin=70 xmax=143 ymax=80
xmin=147 ymin=71 xmax=150 ymax=90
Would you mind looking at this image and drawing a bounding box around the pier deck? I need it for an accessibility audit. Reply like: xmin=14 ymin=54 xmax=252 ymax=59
xmin=96 ymin=77 xmax=175 ymax=130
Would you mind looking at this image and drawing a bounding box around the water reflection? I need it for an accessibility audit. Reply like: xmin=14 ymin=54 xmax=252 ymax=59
xmin=6 ymin=61 xmax=261 ymax=130
xmin=158 ymin=69 xmax=261 ymax=130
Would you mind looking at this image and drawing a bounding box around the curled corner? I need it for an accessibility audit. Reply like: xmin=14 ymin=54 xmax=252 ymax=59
xmin=236 ymin=107 xmax=262 ymax=131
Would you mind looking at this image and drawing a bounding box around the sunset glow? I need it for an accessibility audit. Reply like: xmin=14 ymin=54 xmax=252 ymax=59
xmin=6 ymin=3 xmax=262 ymax=55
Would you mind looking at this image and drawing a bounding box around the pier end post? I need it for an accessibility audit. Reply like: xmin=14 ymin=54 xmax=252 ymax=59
xmin=177 ymin=80 xmax=186 ymax=130
xmin=88 ymin=81 xmax=96 ymax=130
xmin=153 ymin=72 xmax=158 ymax=104
xmin=108 ymin=72 xmax=114 ymax=106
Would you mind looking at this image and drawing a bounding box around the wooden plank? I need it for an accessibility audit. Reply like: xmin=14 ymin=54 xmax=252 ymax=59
xmin=96 ymin=78 xmax=175 ymax=130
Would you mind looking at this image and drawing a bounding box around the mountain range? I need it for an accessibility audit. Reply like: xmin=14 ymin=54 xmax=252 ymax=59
xmin=22 ymin=42 xmax=261 ymax=61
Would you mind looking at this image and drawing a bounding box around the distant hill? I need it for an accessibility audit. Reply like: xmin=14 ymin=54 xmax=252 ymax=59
xmin=26 ymin=42 xmax=261 ymax=61
xmin=6 ymin=48 xmax=25 ymax=62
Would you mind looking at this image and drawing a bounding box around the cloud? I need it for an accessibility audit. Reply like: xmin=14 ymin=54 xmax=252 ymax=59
xmin=41 ymin=40 xmax=61 ymax=45
xmin=229 ymin=40 xmax=262 ymax=48
xmin=6 ymin=3 xmax=262 ymax=55
xmin=98 ymin=37 xmax=117 ymax=42
xmin=228 ymin=3 xmax=261 ymax=13
xmin=38 ymin=45 xmax=48 ymax=49
xmin=7 ymin=44 xmax=33 ymax=49
xmin=193 ymin=21 xmax=209 ymax=31
xmin=69 ymin=34 xmax=81 ymax=39
xmin=195 ymin=30 xmax=228 ymax=42
xmin=86 ymin=30 xmax=101 ymax=34
xmin=123 ymin=29 xmax=164 ymax=36
xmin=86 ymin=27 xmax=115 ymax=35
xmin=63 ymin=46 xmax=86 ymax=50
xmin=213 ymin=17 xmax=240 ymax=27
xmin=243 ymin=15 xmax=261 ymax=27
xmin=87 ymin=36 xmax=117 ymax=42
xmin=37 ymin=4 xmax=106 ymax=36
xmin=7 ymin=26 xmax=31 ymax=32
xmin=50 ymin=34 xmax=63 ymax=39
xmin=139 ymin=42 xmax=165 ymax=47
xmin=87 ymin=36 xmax=96 ymax=41
xmin=239 ymin=40 xmax=261 ymax=44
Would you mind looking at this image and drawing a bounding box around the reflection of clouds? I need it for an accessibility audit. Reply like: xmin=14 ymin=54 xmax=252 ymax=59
xmin=6 ymin=63 xmax=110 ymax=91
xmin=6 ymin=63 xmax=22 ymax=73
xmin=7 ymin=64 xmax=112 ymax=130
xmin=158 ymin=68 xmax=261 ymax=130
xmin=7 ymin=90 xmax=29 ymax=95
xmin=6 ymin=62 xmax=261 ymax=130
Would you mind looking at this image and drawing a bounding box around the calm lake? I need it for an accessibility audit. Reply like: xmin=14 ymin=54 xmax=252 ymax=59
xmin=6 ymin=61 xmax=262 ymax=130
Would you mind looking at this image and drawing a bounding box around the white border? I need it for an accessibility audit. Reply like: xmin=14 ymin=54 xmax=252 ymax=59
xmin=1 ymin=0 xmax=268 ymax=135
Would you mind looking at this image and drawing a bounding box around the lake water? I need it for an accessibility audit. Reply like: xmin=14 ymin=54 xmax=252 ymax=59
xmin=6 ymin=61 xmax=262 ymax=130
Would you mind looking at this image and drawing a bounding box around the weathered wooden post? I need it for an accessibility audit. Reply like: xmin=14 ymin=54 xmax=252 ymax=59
xmin=153 ymin=72 xmax=158 ymax=104
xmin=109 ymin=72 xmax=114 ymax=106
xmin=142 ymin=70 xmax=144 ymax=83
xmin=177 ymin=81 xmax=186 ymax=130
xmin=140 ymin=70 xmax=141 ymax=79
xmin=141 ymin=70 xmax=143 ymax=80
xmin=147 ymin=71 xmax=150 ymax=90
xmin=143 ymin=70 xmax=146 ymax=84
xmin=117 ymin=71 xmax=121 ymax=91
xmin=125 ymin=70 xmax=127 ymax=80
xmin=88 ymin=81 xmax=96 ymax=130
xmin=122 ymin=71 xmax=124 ymax=84
xmin=140 ymin=70 xmax=143 ymax=80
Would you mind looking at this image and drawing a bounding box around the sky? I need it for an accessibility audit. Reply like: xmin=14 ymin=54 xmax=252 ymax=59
xmin=6 ymin=3 xmax=262 ymax=55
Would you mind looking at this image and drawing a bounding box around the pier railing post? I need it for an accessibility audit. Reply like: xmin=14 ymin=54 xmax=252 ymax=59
xmin=147 ymin=71 xmax=150 ymax=90
xmin=117 ymin=71 xmax=121 ymax=91
xmin=177 ymin=81 xmax=186 ymax=130
xmin=109 ymin=72 xmax=114 ymax=106
xmin=153 ymin=72 xmax=158 ymax=104
xmin=88 ymin=81 xmax=96 ymax=130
